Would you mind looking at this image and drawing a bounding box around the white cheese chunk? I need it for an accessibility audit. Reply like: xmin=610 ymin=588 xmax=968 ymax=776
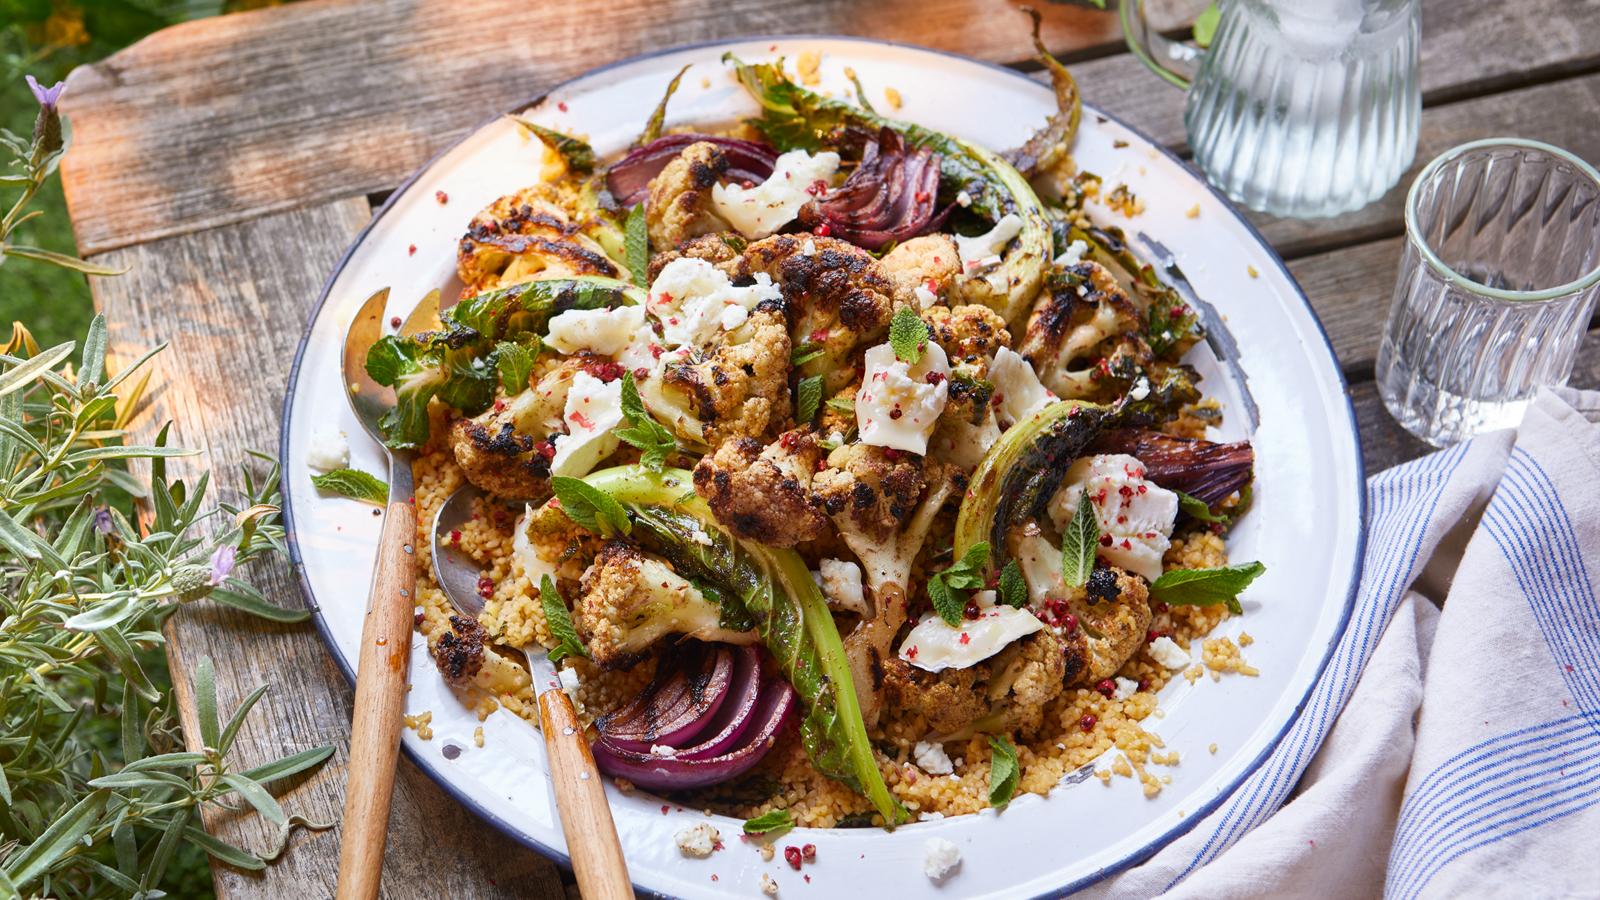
xmin=1148 ymin=635 xmax=1191 ymax=670
xmin=898 ymin=590 xmax=1044 ymax=672
xmin=816 ymin=558 xmax=869 ymax=616
xmin=913 ymin=740 xmax=954 ymax=775
xmin=855 ymin=341 xmax=949 ymax=455
xmin=1049 ymin=454 xmax=1178 ymax=582
xmin=1016 ymin=533 xmax=1064 ymax=607
xmin=913 ymin=284 xmax=939 ymax=309
xmin=648 ymin=256 xmax=780 ymax=350
xmin=1113 ymin=676 xmax=1139 ymax=700
xmin=544 ymin=304 xmax=645 ymax=356
xmin=674 ymin=822 xmax=721 ymax=858
xmin=711 ymin=149 xmax=841 ymax=238
xmin=549 ymin=371 xmax=623 ymax=477
xmin=989 ymin=347 xmax=1056 ymax=427
xmin=955 ymin=213 xmax=1023 ymax=274
xmin=1053 ymin=238 xmax=1089 ymax=267
xmin=306 ymin=427 xmax=349 ymax=474
xmin=923 ymin=837 xmax=962 ymax=880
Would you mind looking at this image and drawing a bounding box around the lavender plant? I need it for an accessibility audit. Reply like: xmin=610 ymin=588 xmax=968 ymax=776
xmin=0 ymin=79 xmax=331 ymax=897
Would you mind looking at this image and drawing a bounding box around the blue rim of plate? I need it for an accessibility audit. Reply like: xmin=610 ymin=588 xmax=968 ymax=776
xmin=278 ymin=33 xmax=1367 ymax=898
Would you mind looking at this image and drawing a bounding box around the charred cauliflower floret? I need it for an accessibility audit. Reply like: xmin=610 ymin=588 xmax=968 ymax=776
xmin=574 ymin=541 xmax=757 ymax=669
xmin=430 ymin=615 xmax=531 ymax=696
xmin=1058 ymin=567 xmax=1153 ymax=686
xmin=457 ymin=184 xmax=626 ymax=297
xmin=646 ymin=142 xmax=733 ymax=250
xmin=692 ymin=428 xmax=828 ymax=547
xmin=646 ymin=232 xmax=740 ymax=281
xmin=725 ymin=234 xmax=895 ymax=394
xmin=1020 ymin=261 xmax=1153 ymax=401
xmin=882 ymin=629 xmax=1065 ymax=740
xmin=447 ymin=358 xmax=585 ymax=501
xmin=653 ymin=304 xmax=792 ymax=448
xmin=879 ymin=234 xmax=961 ymax=307
xmin=923 ymin=304 xmax=1011 ymax=369
xmin=811 ymin=443 xmax=927 ymax=549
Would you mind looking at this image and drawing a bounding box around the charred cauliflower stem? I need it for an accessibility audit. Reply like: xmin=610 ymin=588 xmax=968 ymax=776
xmin=371 ymin=25 xmax=1269 ymax=829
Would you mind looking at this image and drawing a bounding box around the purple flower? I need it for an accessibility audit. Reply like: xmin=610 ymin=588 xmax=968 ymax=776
xmin=208 ymin=545 xmax=237 ymax=586
xmin=25 ymin=75 xmax=65 ymax=112
xmin=92 ymin=507 xmax=114 ymax=535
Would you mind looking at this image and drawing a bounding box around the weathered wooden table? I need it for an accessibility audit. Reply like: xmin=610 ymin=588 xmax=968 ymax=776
xmin=54 ymin=0 xmax=1600 ymax=895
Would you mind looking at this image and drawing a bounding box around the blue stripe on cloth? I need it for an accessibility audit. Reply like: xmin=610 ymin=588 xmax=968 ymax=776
xmin=1162 ymin=444 xmax=1472 ymax=890
xmin=1384 ymin=446 xmax=1600 ymax=898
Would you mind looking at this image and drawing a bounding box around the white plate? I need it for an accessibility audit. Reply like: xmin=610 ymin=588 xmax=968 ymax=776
xmin=280 ymin=37 xmax=1364 ymax=899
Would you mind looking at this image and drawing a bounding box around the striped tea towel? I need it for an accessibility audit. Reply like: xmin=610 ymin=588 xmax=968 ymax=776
xmin=1077 ymin=386 xmax=1600 ymax=900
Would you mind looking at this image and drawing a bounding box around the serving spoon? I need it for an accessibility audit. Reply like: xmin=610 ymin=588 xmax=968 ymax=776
xmin=432 ymin=484 xmax=634 ymax=900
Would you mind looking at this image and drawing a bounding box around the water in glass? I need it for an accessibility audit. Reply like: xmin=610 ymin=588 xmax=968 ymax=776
xmin=1185 ymin=0 xmax=1420 ymax=218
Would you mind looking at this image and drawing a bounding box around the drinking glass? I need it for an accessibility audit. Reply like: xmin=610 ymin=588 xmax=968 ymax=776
xmin=1376 ymin=139 xmax=1600 ymax=447
xmin=1124 ymin=0 xmax=1420 ymax=218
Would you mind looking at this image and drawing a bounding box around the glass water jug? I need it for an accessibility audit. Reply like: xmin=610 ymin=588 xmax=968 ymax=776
xmin=1123 ymin=0 xmax=1421 ymax=219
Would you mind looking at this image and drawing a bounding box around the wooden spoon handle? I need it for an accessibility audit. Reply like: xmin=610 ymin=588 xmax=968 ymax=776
xmin=335 ymin=497 xmax=418 ymax=900
xmin=538 ymin=689 xmax=634 ymax=900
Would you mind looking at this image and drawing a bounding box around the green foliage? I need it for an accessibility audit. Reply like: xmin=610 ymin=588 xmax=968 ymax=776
xmin=927 ymin=541 xmax=989 ymax=626
xmin=987 ymin=734 xmax=1019 ymax=809
xmin=1150 ymin=561 xmax=1266 ymax=616
xmin=309 ymin=468 xmax=388 ymax=504
xmin=887 ymin=306 xmax=927 ymax=366
xmin=615 ymin=371 xmax=676 ymax=471
xmin=539 ymin=575 xmax=588 ymax=663
xmin=0 ymin=317 xmax=333 ymax=897
xmin=997 ymin=558 xmax=1027 ymax=609
xmin=506 ymin=115 xmax=594 ymax=174
xmin=742 ymin=808 xmax=795 ymax=837
xmin=1059 ymin=491 xmax=1098 ymax=589
xmin=794 ymin=374 xmax=823 ymax=424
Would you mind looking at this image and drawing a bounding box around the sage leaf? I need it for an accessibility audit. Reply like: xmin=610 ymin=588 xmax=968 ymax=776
xmin=1060 ymin=491 xmax=1098 ymax=589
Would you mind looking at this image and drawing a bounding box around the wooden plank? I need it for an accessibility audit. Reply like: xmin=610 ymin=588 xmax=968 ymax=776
xmin=1352 ymin=325 xmax=1600 ymax=473
xmin=57 ymin=0 xmax=1600 ymax=256
xmin=58 ymin=0 xmax=1122 ymax=255
xmin=89 ymin=198 xmax=566 ymax=900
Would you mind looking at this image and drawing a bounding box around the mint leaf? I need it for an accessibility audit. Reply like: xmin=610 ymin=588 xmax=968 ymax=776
xmin=494 ymin=338 xmax=539 ymax=393
xmin=928 ymin=576 xmax=964 ymax=626
xmin=550 ymin=476 xmax=631 ymax=537
xmin=624 ymin=203 xmax=649 ymax=289
xmin=998 ymin=559 xmax=1027 ymax=608
xmin=540 ymin=575 xmax=588 ymax=663
xmin=742 ymin=808 xmax=795 ymax=837
xmin=988 ymin=735 xmax=1019 ymax=810
xmin=309 ymin=469 xmax=388 ymax=505
xmin=796 ymin=374 xmax=824 ymax=423
xmin=1175 ymin=489 xmax=1229 ymax=525
xmin=928 ymin=542 xmax=990 ymax=625
xmin=888 ymin=306 xmax=927 ymax=365
xmin=791 ymin=342 xmax=825 ymax=367
xmin=1150 ymin=562 xmax=1265 ymax=616
xmin=615 ymin=371 xmax=677 ymax=471
xmin=1060 ymin=491 xmax=1098 ymax=589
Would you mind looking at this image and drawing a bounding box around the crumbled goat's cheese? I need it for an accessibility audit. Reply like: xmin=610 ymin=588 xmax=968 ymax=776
xmin=913 ymin=284 xmax=939 ymax=309
xmin=855 ymin=341 xmax=949 ymax=455
xmin=923 ymin=837 xmax=962 ymax=880
xmin=989 ymin=347 xmax=1055 ymax=427
xmin=1149 ymin=636 xmax=1191 ymax=670
xmin=306 ymin=427 xmax=350 ymax=474
xmin=1053 ymin=238 xmax=1089 ymax=267
xmin=899 ymin=591 xmax=1044 ymax=672
xmin=648 ymin=256 xmax=781 ymax=350
xmin=955 ymin=213 xmax=1022 ymax=273
xmin=545 ymin=304 xmax=646 ymax=356
xmin=549 ymin=372 xmax=623 ymax=477
xmin=712 ymin=149 xmax=841 ymax=238
xmin=675 ymin=822 xmax=721 ymax=858
xmin=1113 ymin=677 xmax=1139 ymax=700
xmin=914 ymin=740 xmax=954 ymax=775
xmin=816 ymin=558 xmax=869 ymax=616
xmin=1049 ymin=454 xmax=1178 ymax=582
xmin=761 ymin=872 xmax=780 ymax=895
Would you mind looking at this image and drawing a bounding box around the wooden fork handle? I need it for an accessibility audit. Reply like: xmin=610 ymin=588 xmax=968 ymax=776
xmin=539 ymin=689 xmax=634 ymax=900
xmin=336 ymin=496 xmax=418 ymax=900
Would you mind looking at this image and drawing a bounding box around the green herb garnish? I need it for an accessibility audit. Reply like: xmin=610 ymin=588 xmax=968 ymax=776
xmin=1175 ymin=490 xmax=1229 ymax=525
xmin=624 ymin=203 xmax=649 ymax=289
xmin=1150 ymin=562 xmax=1265 ymax=616
xmin=1059 ymin=491 xmax=1099 ymax=589
xmin=998 ymin=559 xmax=1028 ymax=608
xmin=310 ymin=469 xmax=388 ymax=505
xmin=888 ymin=306 xmax=927 ymax=365
xmin=494 ymin=337 xmax=539 ymax=393
xmin=540 ymin=575 xmax=589 ymax=663
xmin=550 ymin=476 xmax=632 ymax=537
xmin=929 ymin=541 xmax=990 ymax=625
xmin=742 ymin=808 xmax=796 ymax=837
xmin=508 ymin=115 xmax=595 ymax=173
xmin=796 ymin=374 xmax=824 ymax=424
xmin=988 ymin=735 xmax=1019 ymax=810
xmin=616 ymin=372 xmax=677 ymax=471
